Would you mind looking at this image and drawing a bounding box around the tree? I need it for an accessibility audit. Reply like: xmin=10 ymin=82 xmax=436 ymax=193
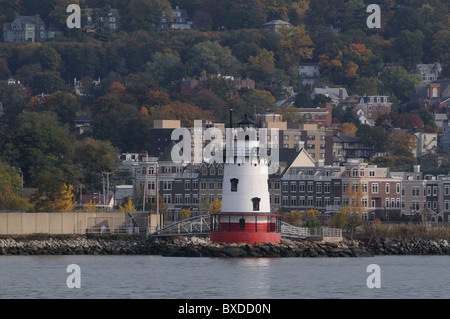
xmin=394 ymin=30 xmax=424 ymax=67
xmin=145 ymin=52 xmax=183 ymax=89
xmin=27 ymin=91 xmax=80 ymax=124
xmin=379 ymin=66 xmax=423 ymax=105
xmin=356 ymin=124 xmax=389 ymax=154
xmin=180 ymin=208 xmax=192 ymax=220
xmin=340 ymin=122 xmax=357 ymax=136
xmin=277 ymin=25 xmax=314 ymax=71
xmin=207 ymin=198 xmax=222 ymax=215
xmin=120 ymin=198 xmax=136 ymax=212
xmin=127 ymin=0 xmax=173 ymax=32
xmin=186 ymin=41 xmax=241 ymax=76
xmin=54 ymin=184 xmax=76 ymax=211
xmin=10 ymin=111 xmax=76 ymax=185
xmin=341 ymin=182 xmax=365 ymax=239
xmin=73 ymin=138 xmax=120 ymax=194
xmin=282 ymin=210 xmax=302 ymax=226
xmin=0 ymin=162 xmax=30 ymax=211
xmin=388 ymin=131 xmax=416 ymax=157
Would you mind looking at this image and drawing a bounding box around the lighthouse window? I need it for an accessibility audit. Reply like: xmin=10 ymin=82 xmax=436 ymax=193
xmin=230 ymin=178 xmax=239 ymax=192
xmin=252 ymin=197 xmax=260 ymax=211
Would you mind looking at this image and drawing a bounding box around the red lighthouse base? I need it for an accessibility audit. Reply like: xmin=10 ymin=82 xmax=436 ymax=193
xmin=210 ymin=213 xmax=281 ymax=245
xmin=210 ymin=231 xmax=281 ymax=245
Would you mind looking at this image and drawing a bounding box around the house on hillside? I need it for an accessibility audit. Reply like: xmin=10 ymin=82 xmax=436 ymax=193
xmin=83 ymin=8 xmax=121 ymax=33
xmin=415 ymin=63 xmax=442 ymax=83
xmin=160 ymin=6 xmax=193 ymax=30
xmin=310 ymin=86 xmax=348 ymax=105
xmin=299 ymin=63 xmax=320 ymax=86
xmin=3 ymin=15 xmax=62 ymax=43
xmin=262 ymin=20 xmax=292 ymax=32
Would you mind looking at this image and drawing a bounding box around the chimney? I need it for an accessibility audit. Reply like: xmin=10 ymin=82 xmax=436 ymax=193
xmin=413 ymin=165 xmax=420 ymax=173
xmin=339 ymin=88 xmax=344 ymax=101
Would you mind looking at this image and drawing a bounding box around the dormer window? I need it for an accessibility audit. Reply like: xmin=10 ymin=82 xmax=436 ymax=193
xmin=230 ymin=178 xmax=238 ymax=192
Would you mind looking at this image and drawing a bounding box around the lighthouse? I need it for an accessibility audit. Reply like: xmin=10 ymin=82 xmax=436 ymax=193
xmin=210 ymin=114 xmax=281 ymax=244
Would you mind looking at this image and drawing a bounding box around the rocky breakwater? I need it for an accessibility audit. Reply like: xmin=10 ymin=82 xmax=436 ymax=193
xmin=366 ymin=237 xmax=450 ymax=256
xmin=0 ymin=236 xmax=147 ymax=255
xmin=144 ymin=236 xmax=374 ymax=257
xmin=1 ymin=235 xmax=450 ymax=257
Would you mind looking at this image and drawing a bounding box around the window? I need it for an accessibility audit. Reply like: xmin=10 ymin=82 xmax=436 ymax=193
xmin=274 ymin=181 xmax=280 ymax=190
xmin=299 ymin=182 xmax=305 ymax=192
xmin=316 ymin=183 xmax=322 ymax=193
xmin=307 ymin=182 xmax=313 ymax=192
xmin=184 ymin=180 xmax=190 ymax=190
xmin=163 ymin=181 xmax=172 ymax=190
xmin=163 ymin=194 xmax=172 ymax=204
xmin=372 ymin=183 xmax=378 ymax=194
xmin=252 ymin=197 xmax=261 ymax=211
xmin=385 ymin=183 xmax=390 ymax=194
xmin=175 ymin=194 xmax=182 ymax=204
xmin=290 ymin=196 xmax=297 ymax=207
xmin=201 ymin=181 xmax=207 ymax=190
xmin=192 ymin=180 xmax=198 ymax=190
xmin=282 ymin=196 xmax=289 ymax=206
xmin=290 ymin=182 xmax=297 ymax=192
xmin=299 ymin=196 xmax=305 ymax=206
xmin=396 ymin=183 xmax=400 ymax=194
xmin=218 ymin=181 xmax=222 ymax=190
xmin=184 ymin=195 xmax=191 ymax=204
xmin=445 ymin=185 xmax=450 ymax=195
xmin=274 ymin=195 xmax=280 ymax=204
xmin=307 ymin=197 xmax=314 ymax=207
xmin=369 ymin=171 xmax=375 ymax=177
xmin=209 ymin=181 xmax=215 ymax=190
xmin=148 ymin=181 xmax=155 ymax=190
xmin=412 ymin=186 xmax=420 ymax=197
xmin=231 ymin=178 xmax=239 ymax=192
xmin=324 ymin=183 xmax=330 ymax=193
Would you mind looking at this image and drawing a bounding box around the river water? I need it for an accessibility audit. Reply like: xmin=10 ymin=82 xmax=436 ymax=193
xmin=0 ymin=255 xmax=449 ymax=299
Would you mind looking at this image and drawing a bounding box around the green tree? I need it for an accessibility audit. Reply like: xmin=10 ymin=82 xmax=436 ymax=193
xmin=73 ymin=138 xmax=120 ymax=194
xmin=10 ymin=111 xmax=76 ymax=185
xmin=0 ymin=162 xmax=30 ymax=211
xmin=379 ymin=66 xmax=423 ymax=105
xmin=394 ymin=30 xmax=424 ymax=67
xmin=127 ymin=0 xmax=173 ymax=32
xmin=187 ymin=41 xmax=241 ymax=76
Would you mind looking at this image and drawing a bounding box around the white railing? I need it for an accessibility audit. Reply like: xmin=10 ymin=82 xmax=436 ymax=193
xmin=281 ymin=222 xmax=342 ymax=238
xmin=281 ymin=222 xmax=310 ymax=238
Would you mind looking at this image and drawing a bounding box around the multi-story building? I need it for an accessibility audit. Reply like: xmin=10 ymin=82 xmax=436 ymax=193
xmin=3 ymin=15 xmax=62 ymax=43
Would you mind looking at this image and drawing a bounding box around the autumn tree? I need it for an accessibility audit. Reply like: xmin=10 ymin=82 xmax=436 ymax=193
xmin=388 ymin=131 xmax=417 ymax=157
xmin=341 ymin=182 xmax=365 ymax=239
xmin=340 ymin=122 xmax=357 ymax=136
xmin=277 ymin=25 xmax=314 ymax=71
xmin=120 ymin=198 xmax=136 ymax=212
xmin=180 ymin=208 xmax=192 ymax=220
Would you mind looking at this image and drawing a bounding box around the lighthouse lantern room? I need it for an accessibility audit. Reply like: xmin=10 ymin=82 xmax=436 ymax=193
xmin=210 ymin=114 xmax=281 ymax=244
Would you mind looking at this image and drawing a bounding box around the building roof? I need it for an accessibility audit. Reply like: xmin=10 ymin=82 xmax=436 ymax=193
xmin=263 ymin=20 xmax=292 ymax=27
xmin=312 ymin=86 xmax=348 ymax=101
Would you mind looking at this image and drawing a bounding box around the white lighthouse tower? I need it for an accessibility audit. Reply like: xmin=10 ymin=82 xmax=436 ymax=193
xmin=210 ymin=114 xmax=281 ymax=244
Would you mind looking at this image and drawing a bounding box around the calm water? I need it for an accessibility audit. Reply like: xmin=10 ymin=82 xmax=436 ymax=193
xmin=0 ymin=255 xmax=449 ymax=299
